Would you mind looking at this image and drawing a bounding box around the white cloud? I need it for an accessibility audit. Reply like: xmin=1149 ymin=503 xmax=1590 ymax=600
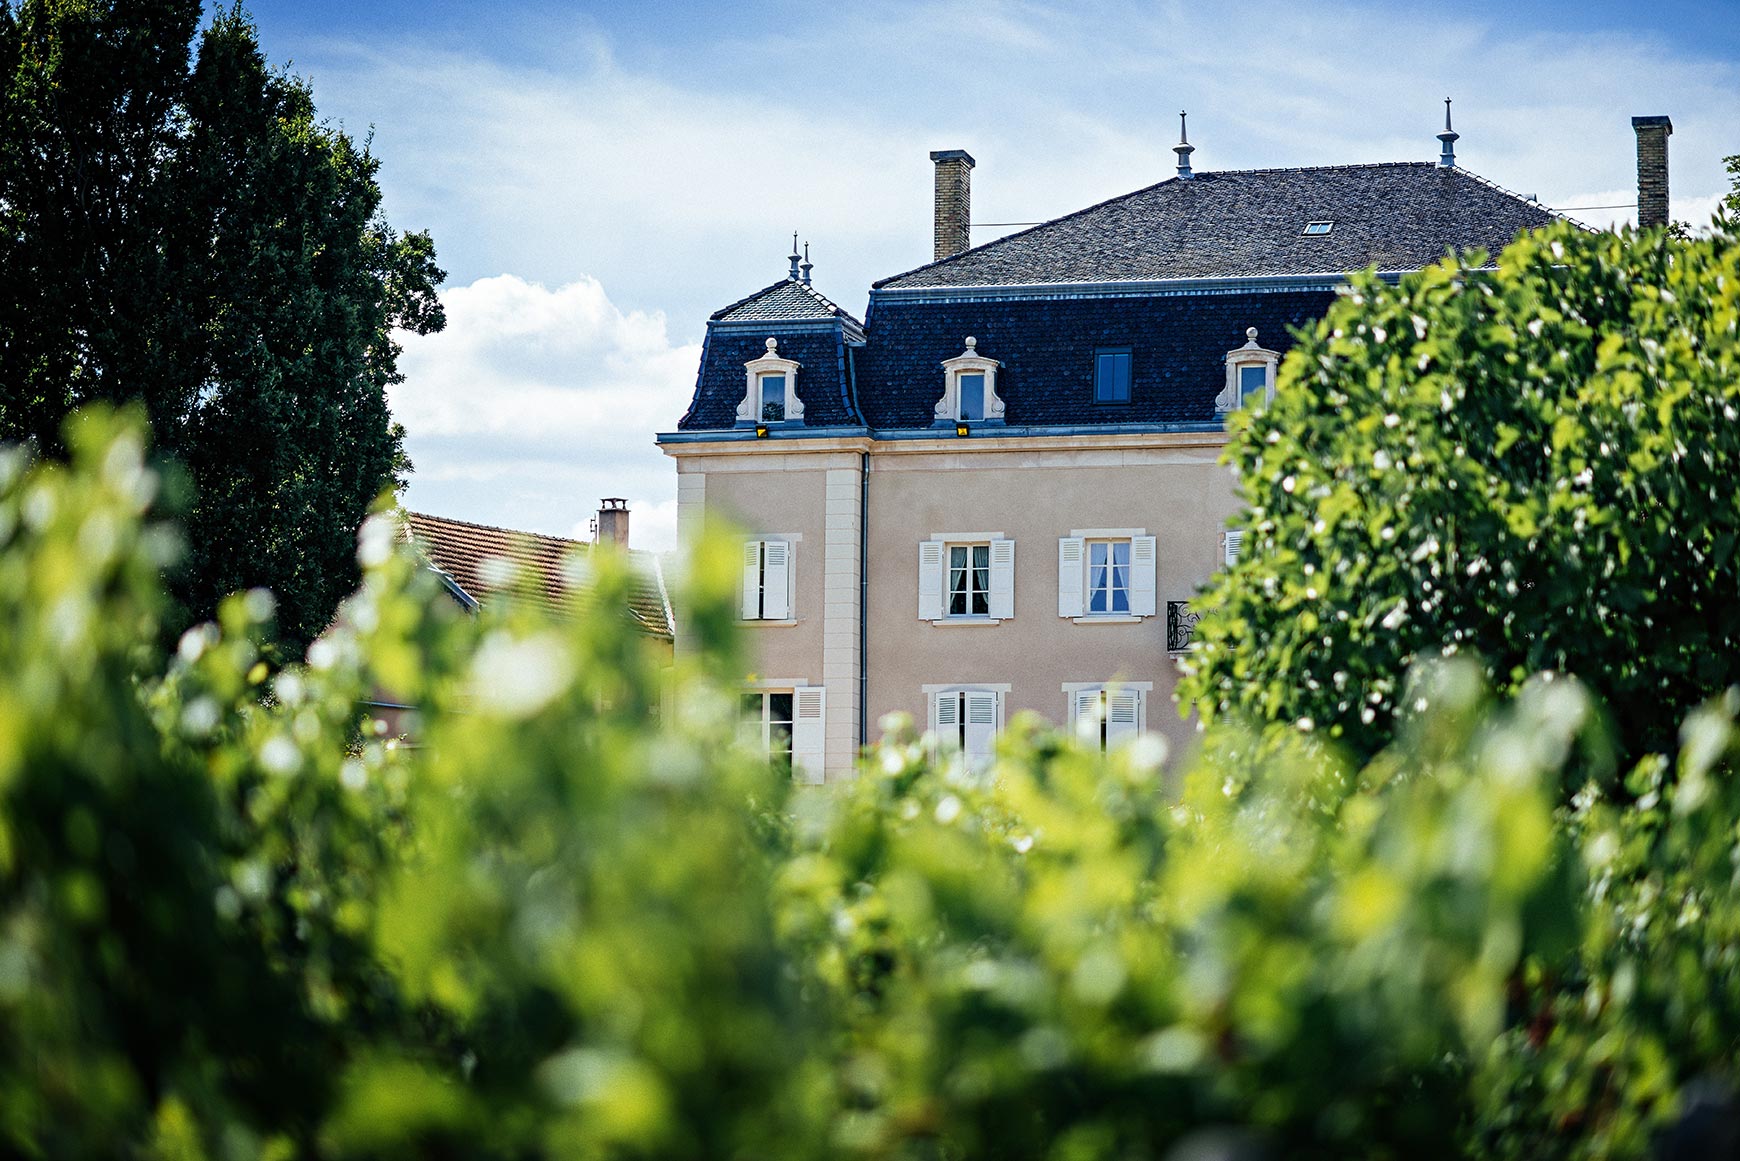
xmin=390 ymin=274 xmax=698 ymax=553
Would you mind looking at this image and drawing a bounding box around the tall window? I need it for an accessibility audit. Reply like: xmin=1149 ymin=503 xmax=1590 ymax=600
xmin=1069 ymin=686 xmax=1145 ymax=750
xmin=1095 ymin=348 xmax=1132 ymax=403
xmin=1238 ymin=364 xmax=1267 ymax=409
xmin=759 ymin=373 xmax=787 ymax=422
xmin=741 ymin=690 xmax=793 ymax=770
xmin=741 ymin=539 xmax=792 ymax=621
xmin=930 ymin=687 xmax=1003 ymax=770
xmin=948 ymin=544 xmax=991 ymax=616
xmin=1087 ymin=540 xmax=1131 ymax=615
xmin=957 ymin=373 xmax=985 ymax=421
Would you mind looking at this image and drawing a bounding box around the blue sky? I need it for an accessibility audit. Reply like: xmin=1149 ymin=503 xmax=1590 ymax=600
xmin=226 ymin=0 xmax=1740 ymax=551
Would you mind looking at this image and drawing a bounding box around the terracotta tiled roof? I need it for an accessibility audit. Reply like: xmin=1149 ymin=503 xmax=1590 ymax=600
xmin=400 ymin=511 xmax=672 ymax=640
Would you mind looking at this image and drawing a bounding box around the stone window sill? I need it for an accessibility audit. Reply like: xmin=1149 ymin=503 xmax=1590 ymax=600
xmin=1071 ymin=615 xmax=1143 ymax=625
xmin=743 ymin=618 xmax=800 ymax=628
xmin=927 ymin=617 xmax=1004 ymax=627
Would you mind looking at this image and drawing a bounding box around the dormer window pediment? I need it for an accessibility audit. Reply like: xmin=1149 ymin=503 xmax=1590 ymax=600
xmin=738 ymin=337 xmax=804 ymax=426
xmin=1217 ymin=326 xmax=1280 ymax=414
xmin=935 ymin=336 xmax=1006 ymax=426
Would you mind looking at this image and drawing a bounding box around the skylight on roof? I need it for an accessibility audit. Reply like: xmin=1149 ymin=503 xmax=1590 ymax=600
xmin=1302 ymin=221 xmax=1334 ymax=236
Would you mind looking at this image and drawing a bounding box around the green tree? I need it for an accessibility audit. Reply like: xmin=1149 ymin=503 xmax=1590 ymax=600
xmin=1177 ymin=218 xmax=1740 ymax=772
xmin=6 ymin=409 xmax=1740 ymax=1160
xmin=0 ymin=0 xmax=444 ymax=654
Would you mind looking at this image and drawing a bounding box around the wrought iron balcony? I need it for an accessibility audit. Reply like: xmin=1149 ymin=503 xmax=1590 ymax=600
xmin=1166 ymin=601 xmax=1199 ymax=654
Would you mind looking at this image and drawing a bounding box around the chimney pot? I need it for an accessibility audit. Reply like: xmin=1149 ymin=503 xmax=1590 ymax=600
xmin=595 ymin=498 xmax=630 ymax=548
xmin=929 ymin=149 xmax=975 ymax=261
xmin=1632 ymin=115 xmax=1673 ymax=229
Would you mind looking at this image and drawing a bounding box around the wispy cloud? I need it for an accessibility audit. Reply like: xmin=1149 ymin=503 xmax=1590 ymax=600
xmin=391 ymin=275 xmax=698 ymax=552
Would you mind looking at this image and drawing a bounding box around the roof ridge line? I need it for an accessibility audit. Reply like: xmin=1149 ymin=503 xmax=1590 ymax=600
xmin=405 ymin=510 xmax=583 ymax=547
xmin=874 ymin=175 xmax=1182 ymax=289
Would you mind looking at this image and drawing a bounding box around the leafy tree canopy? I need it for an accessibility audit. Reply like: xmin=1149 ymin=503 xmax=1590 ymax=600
xmin=0 ymin=0 xmax=445 ymax=654
xmin=1178 ymin=215 xmax=1740 ymax=774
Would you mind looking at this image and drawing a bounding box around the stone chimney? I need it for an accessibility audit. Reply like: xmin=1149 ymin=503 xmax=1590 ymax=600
xmin=930 ymin=149 xmax=975 ymax=261
xmin=1632 ymin=115 xmax=1673 ymax=229
xmin=595 ymin=497 xmax=629 ymax=548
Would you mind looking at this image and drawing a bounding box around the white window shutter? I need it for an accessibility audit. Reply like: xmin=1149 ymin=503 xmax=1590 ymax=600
xmin=791 ymin=687 xmax=826 ymax=784
xmin=1224 ymin=529 xmax=1245 ymax=568
xmin=932 ymin=690 xmax=959 ymax=735
xmin=1057 ymin=537 xmax=1085 ymax=617
xmin=762 ymin=540 xmax=791 ymax=620
xmin=1071 ymin=689 xmax=1099 ymax=727
xmin=918 ymin=540 xmax=944 ymax=620
xmin=1130 ymin=536 xmax=1157 ymax=617
xmin=989 ymin=539 xmax=1015 ymax=619
xmin=1106 ymin=690 xmax=1141 ymax=749
xmin=963 ymin=691 xmax=1000 ymax=767
xmin=741 ymin=540 xmax=763 ymax=620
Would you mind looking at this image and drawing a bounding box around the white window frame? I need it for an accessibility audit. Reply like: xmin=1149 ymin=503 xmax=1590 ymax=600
xmin=1216 ymin=327 xmax=1280 ymax=414
xmin=740 ymin=679 xmax=825 ymax=784
xmin=1057 ymin=528 xmax=1156 ymax=623
xmin=934 ymin=336 xmax=1006 ymax=425
xmin=1063 ymin=682 xmax=1152 ymax=751
xmin=741 ymin=536 xmax=798 ymax=623
xmin=918 ymin=532 xmax=1014 ymax=624
xmin=923 ymin=683 xmax=1008 ymax=771
xmin=737 ymin=336 xmax=804 ymax=425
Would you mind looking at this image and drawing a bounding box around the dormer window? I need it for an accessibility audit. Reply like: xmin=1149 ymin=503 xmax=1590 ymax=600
xmin=759 ymin=373 xmax=787 ymax=421
xmin=1094 ymin=348 xmax=1132 ymax=403
xmin=1217 ymin=326 xmax=1280 ymax=414
xmin=1302 ymin=220 xmax=1333 ymax=236
xmin=737 ymin=337 xmax=803 ymax=427
xmin=935 ymin=337 xmax=1006 ymax=426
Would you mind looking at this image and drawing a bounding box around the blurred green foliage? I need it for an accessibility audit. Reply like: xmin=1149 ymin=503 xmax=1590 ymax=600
xmin=7 ymin=239 xmax=1740 ymax=1161
xmin=1178 ymin=216 xmax=1740 ymax=775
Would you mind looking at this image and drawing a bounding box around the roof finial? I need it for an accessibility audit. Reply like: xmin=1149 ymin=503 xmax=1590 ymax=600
xmin=1437 ymin=98 xmax=1459 ymax=168
xmin=800 ymin=241 xmax=813 ymax=285
xmin=789 ymin=232 xmax=801 ymax=279
xmin=1173 ymin=110 xmax=1195 ymax=179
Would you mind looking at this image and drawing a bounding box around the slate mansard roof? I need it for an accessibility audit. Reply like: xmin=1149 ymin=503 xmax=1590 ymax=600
xmin=402 ymin=511 xmax=673 ymax=640
xmin=670 ymin=161 xmax=1564 ymax=436
xmin=711 ymin=277 xmax=865 ymax=327
xmin=876 ymin=163 xmax=1560 ymax=290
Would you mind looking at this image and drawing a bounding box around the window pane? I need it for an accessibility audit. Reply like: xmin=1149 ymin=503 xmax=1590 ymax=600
xmin=958 ymin=373 xmax=984 ymax=421
xmin=1096 ymin=351 xmax=1131 ymax=402
xmin=971 ymin=545 xmax=990 ymax=615
xmin=761 ymin=374 xmax=786 ymax=421
xmin=948 ymin=545 xmax=967 ymax=615
xmin=1239 ymin=365 xmax=1266 ymax=408
xmin=1111 ymin=541 xmax=1130 ymax=613
xmin=768 ymin=692 xmax=793 ymax=725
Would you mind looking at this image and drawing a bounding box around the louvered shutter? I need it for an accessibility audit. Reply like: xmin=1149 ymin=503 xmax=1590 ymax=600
xmin=1224 ymin=529 xmax=1245 ymax=568
xmin=931 ymin=690 xmax=961 ymax=759
xmin=791 ymin=687 xmax=826 ymax=784
xmin=1057 ymin=537 xmax=1085 ymax=617
xmin=1072 ymin=689 xmax=1103 ymax=741
xmin=963 ymin=691 xmax=1000 ymax=768
xmin=741 ymin=540 xmax=763 ymax=620
xmin=1106 ymin=690 xmax=1141 ymax=749
xmin=1130 ymin=536 xmax=1157 ymax=617
xmin=762 ymin=540 xmax=791 ymax=620
xmin=918 ymin=541 xmax=944 ymax=620
xmin=989 ymin=539 xmax=1015 ymax=619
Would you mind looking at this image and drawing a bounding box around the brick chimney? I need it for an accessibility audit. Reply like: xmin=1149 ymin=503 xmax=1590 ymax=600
xmin=1632 ymin=115 xmax=1673 ymax=229
xmin=930 ymin=149 xmax=975 ymax=261
xmin=595 ymin=498 xmax=629 ymax=548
